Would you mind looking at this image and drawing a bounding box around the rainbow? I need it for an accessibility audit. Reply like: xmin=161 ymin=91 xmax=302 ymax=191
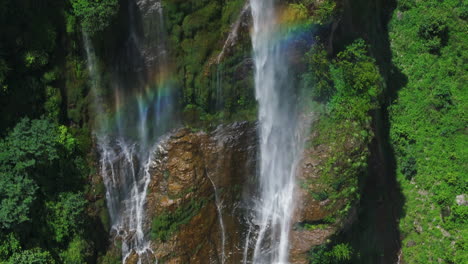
xmin=95 ymin=63 xmax=178 ymax=142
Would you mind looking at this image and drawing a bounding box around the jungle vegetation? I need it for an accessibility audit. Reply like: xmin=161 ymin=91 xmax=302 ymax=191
xmin=0 ymin=0 xmax=465 ymax=263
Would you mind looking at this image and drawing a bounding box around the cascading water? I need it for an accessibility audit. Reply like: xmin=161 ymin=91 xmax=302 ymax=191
xmin=245 ymin=0 xmax=304 ymax=263
xmin=207 ymin=175 xmax=226 ymax=264
xmin=215 ymin=3 xmax=249 ymax=111
xmin=98 ymin=140 xmax=157 ymax=263
xmin=84 ymin=0 xmax=175 ymax=263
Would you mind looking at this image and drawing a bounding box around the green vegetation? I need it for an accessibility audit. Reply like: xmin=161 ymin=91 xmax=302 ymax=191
xmin=151 ymin=198 xmax=206 ymax=242
xmin=4 ymin=248 xmax=56 ymax=264
xmin=0 ymin=1 xmax=113 ymax=263
xmin=303 ymin=39 xmax=383 ymax=219
xmin=309 ymin=0 xmax=338 ymax=25
xmin=0 ymin=118 xmax=94 ymax=263
xmin=71 ymin=0 xmax=119 ymax=35
xmin=162 ymin=0 xmax=256 ymax=125
xmin=388 ymin=0 xmax=467 ymax=262
xmin=47 ymin=192 xmax=87 ymax=243
xmin=303 ymin=0 xmax=467 ymax=262
xmin=59 ymin=235 xmax=93 ymax=263
xmin=309 ymin=243 xmax=353 ymax=264
xmin=0 ymin=119 xmax=66 ymax=227
xmin=0 ymin=0 xmax=466 ymax=263
xmin=285 ymin=0 xmax=339 ymax=25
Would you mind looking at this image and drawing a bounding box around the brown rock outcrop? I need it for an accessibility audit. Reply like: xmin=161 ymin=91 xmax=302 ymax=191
xmin=145 ymin=122 xmax=257 ymax=263
xmin=136 ymin=120 xmax=355 ymax=263
xmin=289 ymin=129 xmax=352 ymax=263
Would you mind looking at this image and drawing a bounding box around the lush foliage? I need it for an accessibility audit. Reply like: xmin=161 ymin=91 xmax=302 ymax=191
xmin=310 ymin=0 xmax=338 ymax=25
xmin=0 ymin=118 xmax=93 ymax=263
xmin=59 ymin=235 xmax=93 ymax=263
xmin=388 ymin=0 xmax=467 ymax=262
xmin=0 ymin=0 xmax=466 ymax=263
xmin=303 ymin=40 xmax=382 ymax=220
xmin=4 ymin=248 xmax=55 ymax=264
xmin=0 ymin=0 xmax=60 ymax=130
xmin=0 ymin=0 xmax=109 ymax=259
xmin=0 ymin=118 xmax=60 ymax=229
xmin=309 ymin=243 xmax=353 ymax=264
xmin=71 ymin=0 xmax=119 ymax=35
xmin=46 ymin=192 xmax=87 ymax=243
xmin=162 ymin=0 xmax=256 ymax=125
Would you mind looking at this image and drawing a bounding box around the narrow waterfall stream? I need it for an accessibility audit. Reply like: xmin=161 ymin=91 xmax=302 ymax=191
xmin=84 ymin=0 xmax=175 ymax=263
xmin=207 ymin=175 xmax=227 ymax=264
xmin=247 ymin=0 xmax=304 ymax=263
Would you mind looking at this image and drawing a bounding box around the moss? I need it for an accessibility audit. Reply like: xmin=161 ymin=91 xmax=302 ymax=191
xmin=163 ymin=0 xmax=255 ymax=125
xmin=308 ymin=117 xmax=370 ymax=208
xmin=96 ymin=199 xmax=111 ymax=232
xmin=303 ymin=222 xmax=330 ymax=231
xmin=163 ymin=170 xmax=170 ymax=180
xmin=64 ymin=55 xmax=89 ymax=124
xmin=150 ymin=198 xmax=206 ymax=242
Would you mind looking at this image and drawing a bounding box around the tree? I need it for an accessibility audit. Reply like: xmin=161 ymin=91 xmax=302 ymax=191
xmin=0 ymin=171 xmax=37 ymax=229
xmin=6 ymin=248 xmax=55 ymax=264
xmin=0 ymin=118 xmax=63 ymax=229
xmin=71 ymin=0 xmax=119 ymax=35
xmin=303 ymin=43 xmax=335 ymax=102
xmin=60 ymin=235 xmax=92 ymax=264
xmin=47 ymin=192 xmax=87 ymax=243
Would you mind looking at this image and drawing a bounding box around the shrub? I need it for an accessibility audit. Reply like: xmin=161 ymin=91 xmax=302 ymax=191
xmin=303 ymin=44 xmax=335 ymax=102
xmin=46 ymin=192 xmax=87 ymax=243
xmin=309 ymin=243 xmax=353 ymax=264
xmin=60 ymin=236 xmax=92 ymax=264
xmin=71 ymin=0 xmax=119 ymax=35
xmin=400 ymin=155 xmax=417 ymax=180
xmin=6 ymin=248 xmax=55 ymax=264
xmin=312 ymin=0 xmax=337 ymax=25
xmin=418 ymin=15 xmax=448 ymax=53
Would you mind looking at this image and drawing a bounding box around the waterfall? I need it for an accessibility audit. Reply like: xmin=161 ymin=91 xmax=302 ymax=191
xmin=246 ymin=0 xmax=303 ymax=262
xmin=207 ymin=175 xmax=226 ymax=264
xmin=98 ymin=140 xmax=156 ymax=263
xmin=215 ymin=2 xmax=249 ymax=111
xmin=84 ymin=0 xmax=175 ymax=263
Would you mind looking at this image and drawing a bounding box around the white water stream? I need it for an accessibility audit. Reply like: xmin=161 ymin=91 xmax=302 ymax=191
xmin=207 ymin=175 xmax=227 ymax=264
xmin=246 ymin=0 xmax=304 ymax=263
xmin=84 ymin=0 xmax=173 ymax=263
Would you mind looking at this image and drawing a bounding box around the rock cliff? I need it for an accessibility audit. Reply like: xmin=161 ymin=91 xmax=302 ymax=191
xmin=119 ymin=119 xmax=356 ymax=263
xmin=144 ymin=122 xmax=257 ymax=263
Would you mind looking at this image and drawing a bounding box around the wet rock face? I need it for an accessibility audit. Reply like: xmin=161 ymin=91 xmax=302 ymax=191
xmin=289 ymin=130 xmax=347 ymax=264
xmin=138 ymin=121 xmax=349 ymax=263
xmin=145 ymin=122 xmax=257 ymax=263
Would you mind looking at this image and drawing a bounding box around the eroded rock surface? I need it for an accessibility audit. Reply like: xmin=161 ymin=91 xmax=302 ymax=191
xmin=123 ymin=121 xmax=355 ymax=264
xmin=145 ymin=122 xmax=257 ymax=263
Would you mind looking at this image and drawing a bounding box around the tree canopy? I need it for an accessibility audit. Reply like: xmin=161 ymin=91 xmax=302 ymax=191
xmin=71 ymin=0 xmax=119 ymax=35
